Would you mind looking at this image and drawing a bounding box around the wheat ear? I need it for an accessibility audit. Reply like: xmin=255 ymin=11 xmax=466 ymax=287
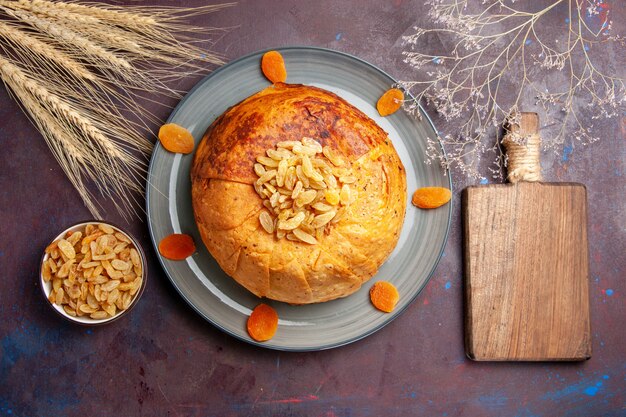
xmin=10 ymin=0 xmax=102 ymax=24
xmin=1 ymin=6 xmax=133 ymax=70
xmin=22 ymin=0 xmax=158 ymax=27
xmin=0 ymin=21 xmax=95 ymax=81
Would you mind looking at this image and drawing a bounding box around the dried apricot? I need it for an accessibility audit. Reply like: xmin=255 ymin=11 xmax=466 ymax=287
xmin=411 ymin=187 xmax=452 ymax=209
xmin=247 ymin=303 xmax=279 ymax=342
xmin=261 ymin=50 xmax=287 ymax=84
xmin=158 ymin=233 xmax=196 ymax=260
xmin=158 ymin=123 xmax=194 ymax=154
xmin=376 ymin=88 xmax=404 ymax=116
xmin=370 ymin=281 xmax=399 ymax=313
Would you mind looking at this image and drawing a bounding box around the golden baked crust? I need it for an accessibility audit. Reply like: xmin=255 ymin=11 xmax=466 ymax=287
xmin=191 ymin=83 xmax=406 ymax=304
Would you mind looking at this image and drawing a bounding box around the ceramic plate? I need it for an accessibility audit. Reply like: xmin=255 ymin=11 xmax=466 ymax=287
xmin=146 ymin=47 xmax=451 ymax=351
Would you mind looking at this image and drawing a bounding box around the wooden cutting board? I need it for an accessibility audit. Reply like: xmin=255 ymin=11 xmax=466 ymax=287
xmin=463 ymin=113 xmax=591 ymax=361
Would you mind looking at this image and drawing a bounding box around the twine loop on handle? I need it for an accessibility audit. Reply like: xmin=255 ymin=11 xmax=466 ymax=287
xmin=502 ymin=113 xmax=543 ymax=183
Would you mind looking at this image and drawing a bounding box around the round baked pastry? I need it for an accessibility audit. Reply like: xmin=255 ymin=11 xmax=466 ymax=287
xmin=191 ymin=83 xmax=406 ymax=304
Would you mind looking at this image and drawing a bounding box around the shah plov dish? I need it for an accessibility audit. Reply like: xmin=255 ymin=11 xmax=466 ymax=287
xmin=191 ymin=82 xmax=407 ymax=304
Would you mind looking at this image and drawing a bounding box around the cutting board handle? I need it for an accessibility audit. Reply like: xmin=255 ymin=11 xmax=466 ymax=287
xmin=503 ymin=112 xmax=543 ymax=183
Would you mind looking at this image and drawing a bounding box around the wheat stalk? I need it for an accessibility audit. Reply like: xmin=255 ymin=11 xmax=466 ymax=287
xmin=22 ymin=0 xmax=159 ymax=27
xmin=0 ymin=21 xmax=95 ymax=80
xmin=27 ymin=108 xmax=104 ymax=216
xmin=3 ymin=67 xmax=117 ymax=217
xmin=0 ymin=30 xmax=148 ymax=127
xmin=0 ymin=55 xmax=146 ymax=216
xmin=0 ymin=22 xmax=151 ymax=152
xmin=0 ymin=0 xmax=230 ymax=220
xmin=8 ymin=0 xmax=230 ymax=62
xmin=1 ymin=6 xmax=139 ymax=78
xmin=1 ymin=56 xmax=129 ymax=162
xmin=11 ymin=0 xmax=102 ymax=24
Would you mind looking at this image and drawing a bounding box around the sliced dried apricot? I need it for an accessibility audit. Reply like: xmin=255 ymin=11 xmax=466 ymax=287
xmin=158 ymin=233 xmax=195 ymax=260
xmin=370 ymin=281 xmax=399 ymax=313
xmin=376 ymin=88 xmax=404 ymax=116
xmin=158 ymin=123 xmax=194 ymax=154
xmin=411 ymin=187 xmax=452 ymax=209
xmin=261 ymin=50 xmax=287 ymax=84
xmin=247 ymin=303 xmax=279 ymax=342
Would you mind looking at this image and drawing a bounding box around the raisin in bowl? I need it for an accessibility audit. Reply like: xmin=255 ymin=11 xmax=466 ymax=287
xmin=40 ymin=221 xmax=147 ymax=325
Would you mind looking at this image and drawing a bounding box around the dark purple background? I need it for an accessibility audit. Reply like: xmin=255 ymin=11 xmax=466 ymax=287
xmin=1 ymin=1 xmax=624 ymax=416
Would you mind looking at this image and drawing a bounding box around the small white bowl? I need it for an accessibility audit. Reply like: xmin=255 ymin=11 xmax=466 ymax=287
xmin=40 ymin=221 xmax=147 ymax=325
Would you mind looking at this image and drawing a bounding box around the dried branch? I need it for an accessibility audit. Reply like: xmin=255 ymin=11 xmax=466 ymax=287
xmin=400 ymin=0 xmax=625 ymax=180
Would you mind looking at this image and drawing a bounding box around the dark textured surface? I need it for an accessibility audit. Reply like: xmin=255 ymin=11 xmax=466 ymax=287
xmin=0 ymin=1 xmax=624 ymax=416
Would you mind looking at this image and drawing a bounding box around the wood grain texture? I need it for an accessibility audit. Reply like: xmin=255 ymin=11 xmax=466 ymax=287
xmin=464 ymin=182 xmax=591 ymax=361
